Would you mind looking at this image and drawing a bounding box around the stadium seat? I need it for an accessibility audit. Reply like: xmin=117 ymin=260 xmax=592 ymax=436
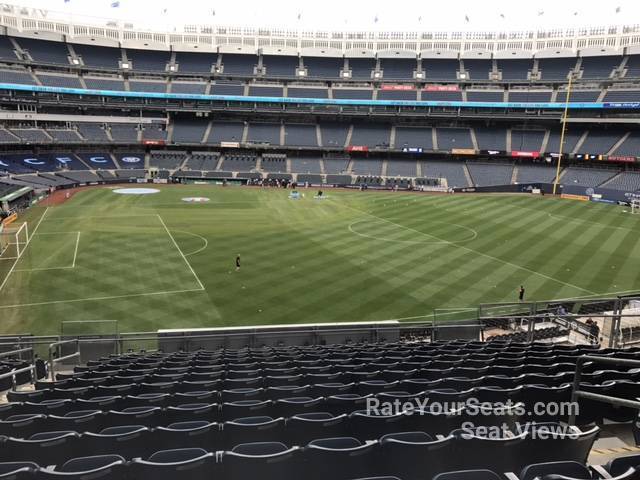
xmin=75 ymin=396 xmax=123 ymax=412
xmin=0 ymin=462 xmax=38 ymax=479
xmin=606 ymin=454 xmax=640 ymax=476
xmin=35 ymin=454 xmax=127 ymax=479
xmin=0 ymin=414 xmax=47 ymax=438
xmin=4 ymin=431 xmax=80 ymax=466
xmin=519 ymin=461 xmax=592 ymax=480
xmin=326 ymin=394 xmax=373 ymax=416
xmin=45 ymin=410 xmax=103 ymax=432
xmin=221 ymin=388 xmax=265 ymax=402
xmin=304 ymin=437 xmax=377 ymax=480
xmin=266 ymin=385 xmax=310 ymax=399
xmin=285 ymin=412 xmax=349 ymax=445
xmin=154 ymin=421 xmax=220 ymax=451
xmin=221 ymin=441 xmax=301 ymax=480
xmin=222 ymin=400 xmax=273 ymax=419
xmin=166 ymin=402 xmax=219 ymax=423
xmin=274 ymin=396 xmax=324 ymax=417
xmin=378 ymin=431 xmax=454 ymax=480
xmin=106 ymin=407 xmax=162 ymax=427
xmin=451 ymin=427 xmax=527 ymax=472
xmin=83 ymin=425 xmax=155 ymax=459
xmin=515 ymin=424 xmax=599 ymax=466
xmin=129 ymin=448 xmax=215 ymax=480
xmin=21 ymin=400 xmax=74 ymax=417
xmin=434 ymin=470 xmax=503 ymax=480
xmin=310 ymin=382 xmax=355 ymax=397
xmin=348 ymin=410 xmax=410 ymax=440
xmin=124 ymin=393 xmax=171 ymax=408
xmin=223 ymin=416 xmax=285 ymax=445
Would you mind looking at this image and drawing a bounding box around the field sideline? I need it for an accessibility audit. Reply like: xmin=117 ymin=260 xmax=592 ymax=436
xmin=1 ymin=185 xmax=639 ymax=335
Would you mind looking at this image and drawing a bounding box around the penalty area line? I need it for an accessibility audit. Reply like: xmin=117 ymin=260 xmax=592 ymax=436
xmin=156 ymin=214 xmax=206 ymax=291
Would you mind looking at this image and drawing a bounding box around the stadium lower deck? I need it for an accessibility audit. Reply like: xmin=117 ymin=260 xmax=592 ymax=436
xmin=2 ymin=340 xmax=640 ymax=479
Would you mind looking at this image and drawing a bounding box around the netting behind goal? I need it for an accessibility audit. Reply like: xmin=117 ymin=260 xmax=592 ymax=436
xmin=0 ymin=222 xmax=28 ymax=260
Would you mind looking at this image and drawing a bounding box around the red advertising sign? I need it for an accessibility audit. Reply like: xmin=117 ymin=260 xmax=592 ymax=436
xmin=511 ymin=150 xmax=540 ymax=158
xmin=607 ymin=155 xmax=637 ymax=163
xmin=143 ymin=139 xmax=166 ymax=146
xmin=346 ymin=146 xmax=369 ymax=152
xmin=423 ymin=85 xmax=460 ymax=92
xmin=380 ymin=85 xmax=415 ymax=91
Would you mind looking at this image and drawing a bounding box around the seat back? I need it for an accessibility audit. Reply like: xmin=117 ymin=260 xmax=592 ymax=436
xmin=305 ymin=437 xmax=377 ymax=480
xmin=520 ymin=461 xmax=591 ymax=480
xmin=434 ymin=469 xmax=503 ymax=480
xmin=379 ymin=433 xmax=454 ymax=480
xmin=223 ymin=442 xmax=300 ymax=480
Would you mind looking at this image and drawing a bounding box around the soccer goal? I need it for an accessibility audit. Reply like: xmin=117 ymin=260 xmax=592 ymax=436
xmin=0 ymin=222 xmax=29 ymax=260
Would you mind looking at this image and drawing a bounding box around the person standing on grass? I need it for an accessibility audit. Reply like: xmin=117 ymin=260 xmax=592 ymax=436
xmin=518 ymin=285 xmax=525 ymax=302
xmin=235 ymin=255 xmax=241 ymax=271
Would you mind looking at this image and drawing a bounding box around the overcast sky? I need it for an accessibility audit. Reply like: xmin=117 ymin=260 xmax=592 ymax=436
xmin=15 ymin=0 xmax=640 ymax=32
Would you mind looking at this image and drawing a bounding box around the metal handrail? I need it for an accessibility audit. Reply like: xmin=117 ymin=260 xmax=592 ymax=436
xmin=0 ymin=347 xmax=32 ymax=359
xmin=48 ymin=339 xmax=80 ymax=380
xmin=0 ymin=364 xmax=36 ymax=391
xmin=568 ymin=355 xmax=640 ymax=425
xmin=0 ymin=321 xmax=483 ymax=348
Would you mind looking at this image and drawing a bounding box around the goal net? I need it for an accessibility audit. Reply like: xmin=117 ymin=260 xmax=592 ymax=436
xmin=0 ymin=222 xmax=28 ymax=260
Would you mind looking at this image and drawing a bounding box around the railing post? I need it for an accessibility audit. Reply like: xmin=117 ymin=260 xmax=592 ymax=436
xmin=568 ymin=356 xmax=586 ymax=425
xmin=611 ymin=297 xmax=622 ymax=348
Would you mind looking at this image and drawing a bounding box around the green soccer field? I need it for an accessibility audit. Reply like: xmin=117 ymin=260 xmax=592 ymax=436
xmin=1 ymin=185 xmax=640 ymax=335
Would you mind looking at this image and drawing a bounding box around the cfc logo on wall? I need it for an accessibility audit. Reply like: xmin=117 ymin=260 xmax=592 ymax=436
xmin=121 ymin=156 xmax=141 ymax=164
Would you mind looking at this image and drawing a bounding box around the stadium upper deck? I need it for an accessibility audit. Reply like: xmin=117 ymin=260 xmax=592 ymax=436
xmin=0 ymin=33 xmax=638 ymax=85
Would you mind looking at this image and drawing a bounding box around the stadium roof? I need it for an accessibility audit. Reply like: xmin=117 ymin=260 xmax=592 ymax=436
xmin=11 ymin=0 xmax=640 ymax=33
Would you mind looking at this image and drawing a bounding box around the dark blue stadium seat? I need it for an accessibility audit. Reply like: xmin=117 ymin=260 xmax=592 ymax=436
xmin=4 ymin=431 xmax=80 ymax=466
xmin=83 ymin=425 xmax=154 ymax=459
xmin=286 ymin=412 xmax=348 ymax=445
xmin=0 ymin=462 xmax=38 ymax=479
xmin=155 ymin=421 xmax=219 ymax=451
xmin=129 ymin=448 xmax=215 ymax=480
xmin=223 ymin=415 xmax=285 ymax=445
xmin=221 ymin=442 xmax=301 ymax=480
xmin=434 ymin=470 xmax=502 ymax=480
xmin=36 ymin=455 xmax=126 ymax=479
xmin=520 ymin=461 xmax=592 ymax=480
xmin=304 ymin=437 xmax=377 ymax=480
xmin=274 ymin=396 xmax=324 ymax=417
xmin=379 ymin=432 xmax=453 ymax=480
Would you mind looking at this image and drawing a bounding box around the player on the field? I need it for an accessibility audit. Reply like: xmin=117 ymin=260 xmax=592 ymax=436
xmin=518 ymin=285 xmax=525 ymax=302
xmin=235 ymin=255 xmax=241 ymax=271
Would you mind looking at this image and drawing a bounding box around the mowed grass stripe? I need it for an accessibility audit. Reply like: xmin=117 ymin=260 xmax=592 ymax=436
xmin=2 ymin=187 xmax=640 ymax=334
xmin=346 ymin=197 xmax=592 ymax=296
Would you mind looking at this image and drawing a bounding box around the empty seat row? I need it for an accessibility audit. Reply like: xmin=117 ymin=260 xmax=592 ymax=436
xmin=0 ymin=423 xmax=599 ymax=480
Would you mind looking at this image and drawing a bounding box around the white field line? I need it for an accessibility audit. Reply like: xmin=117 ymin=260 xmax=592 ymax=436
xmin=348 ymin=218 xmax=477 ymax=245
xmin=156 ymin=214 xmax=205 ymax=291
xmin=14 ymin=231 xmax=81 ymax=273
xmin=14 ymin=266 xmax=76 ymax=272
xmin=171 ymin=230 xmax=209 ymax=257
xmin=0 ymin=288 xmax=206 ymax=309
xmin=72 ymin=232 xmax=80 ymax=268
xmin=0 ymin=207 xmax=49 ymax=293
xmin=42 ymin=214 xmax=158 ymax=221
xmin=341 ymin=202 xmax=597 ymax=296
